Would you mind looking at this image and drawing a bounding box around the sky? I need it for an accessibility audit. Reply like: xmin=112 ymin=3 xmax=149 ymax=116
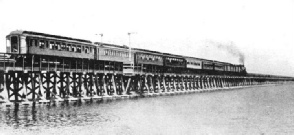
xmin=0 ymin=0 xmax=293 ymax=76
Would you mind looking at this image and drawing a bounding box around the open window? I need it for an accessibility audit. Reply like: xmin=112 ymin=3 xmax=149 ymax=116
xmin=66 ymin=44 xmax=71 ymax=51
xmin=56 ymin=42 xmax=61 ymax=50
xmin=39 ymin=40 xmax=45 ymax=48
xmin=49 ymin=42 xmax=54 ymax=50
xmin=61 ymin=43 xmax=66 ymax=50
xmin=77 ymin=45 xmax=81 ymax=53
xmin=85 ymin=46 xmax=89 ymax=53
xmin=11 ymin=36 xmax=19 ymax=53
xmin=71 ymin=45 xmax=76 ymax=52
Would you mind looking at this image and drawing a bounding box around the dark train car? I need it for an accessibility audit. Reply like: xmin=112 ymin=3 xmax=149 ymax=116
xmin=236 ymin=64 xmax=247 ymax=75
xmin=214 ymin=60 xmax=225 ymax=73
xmin=225 ymin=64 xmax=235 ymax=72
xmin=132 ymin=48 xmax=164 ymax=74
xmin=163 ymin=53 xmax=186 ymax=74
xmin=202 ymin=59 xmax=214 ymax=70
xmin=134 ymin=49 xmax=163 ymax=66
xmin=213 ymin=62 xmax=224 ymax=71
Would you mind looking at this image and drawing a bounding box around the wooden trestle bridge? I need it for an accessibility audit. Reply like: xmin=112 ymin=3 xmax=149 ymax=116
xmin=0 ymin=53 xmax=293 ymax=106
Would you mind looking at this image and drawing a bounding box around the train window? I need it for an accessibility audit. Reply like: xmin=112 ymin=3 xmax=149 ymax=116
xmin=27 ymin=38 xmax=31 ymax=47
xmin=35 ymin=40 xmax=39 ymax=47
xmin=45 ymin=41 xmax=49 ymax=48
xmin=56 ymin=42 xmax=61 ymax=50
xmin=30 ymin=39 xmax=35 ymax=46
xmin=61 ymin=43 xmax=66 ymax=50
xmin=77 ymin=45 xmax=81 ymax=53
xmin=72 ymin=45 xmax=76 ymax=52
xmin=39 ymin=40 xmax=45 ymax=48
xmin=11 ymin=36 xmax=18 ymax=52
xmin=85 ymin=46 xmax=89 ymax=53
xmin=49 ymin=42 xmax=54 ymax=50
xmin=54 ymin=43 xmax=58 ymax=50
xmin=66 ymin=44 xmax=71 ymax=51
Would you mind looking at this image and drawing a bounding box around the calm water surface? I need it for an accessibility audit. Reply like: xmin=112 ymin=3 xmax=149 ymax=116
xmin=1 ymin=84 xmax=294 ymax=135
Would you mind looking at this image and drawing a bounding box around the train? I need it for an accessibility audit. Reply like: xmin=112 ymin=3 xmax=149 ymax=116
xmin=3 ymin=30 xmax=247 ymax=76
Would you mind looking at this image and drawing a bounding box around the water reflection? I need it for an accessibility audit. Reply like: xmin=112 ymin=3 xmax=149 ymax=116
xmin=1 ymin=84 xmax=294 ymax=135
xmin=1 ymin=101 xmax=116 ymax=130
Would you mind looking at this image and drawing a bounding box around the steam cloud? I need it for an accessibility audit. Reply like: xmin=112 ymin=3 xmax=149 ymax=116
xmin=206 ymin=40 xmax=245 ymax=64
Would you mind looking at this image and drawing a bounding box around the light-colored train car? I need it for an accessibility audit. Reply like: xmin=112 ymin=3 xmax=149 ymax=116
xmin=6 ymin=30 xmax=95 ymax=59
xmin=185 ymin=57 xmax=202 ymax=70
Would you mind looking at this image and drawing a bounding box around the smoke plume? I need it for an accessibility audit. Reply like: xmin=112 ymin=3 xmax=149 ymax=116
xmin=206 ymin=40 xmax=245 ymax=64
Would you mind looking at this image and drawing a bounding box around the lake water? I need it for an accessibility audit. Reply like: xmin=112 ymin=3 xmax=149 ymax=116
xmin=1 ymin=84 xmax=294 ymax=135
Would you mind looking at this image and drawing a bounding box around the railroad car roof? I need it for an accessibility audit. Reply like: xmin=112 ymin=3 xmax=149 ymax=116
xmin=184 ymin=56 xmax=233 ymax=65
xmin=95 ymin=42 xmax=164 ymax=55
xmin=9 ymin=30 xmax=92 ymax=43
xmin=213 ymin=60 xmax=230 ymax=65
xmin=94 ymin=42 xmax=129 ymax=49
xmin=132 ymin=48 xmax=162 ymax=54
xmin=184 ymin=56 xmax=212 ymax=61
xmin=162 ymin=53 xmax=186 ymax=58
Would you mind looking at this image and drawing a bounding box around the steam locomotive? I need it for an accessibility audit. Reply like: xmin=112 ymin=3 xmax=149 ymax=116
xmin=4 ymin=30 xmax=246 ymax=75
